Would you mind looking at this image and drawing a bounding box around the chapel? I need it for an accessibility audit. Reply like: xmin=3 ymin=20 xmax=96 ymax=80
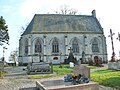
xmin=19 ymin=10 xmax=108 ymax=64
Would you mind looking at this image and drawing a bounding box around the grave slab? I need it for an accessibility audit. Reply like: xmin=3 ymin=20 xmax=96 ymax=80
xmin=36 ymin=79 xmax=99 ymax=90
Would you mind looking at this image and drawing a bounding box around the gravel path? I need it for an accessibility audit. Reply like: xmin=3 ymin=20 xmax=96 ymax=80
xmin=0 ymin=78 xmax=36 ymax=90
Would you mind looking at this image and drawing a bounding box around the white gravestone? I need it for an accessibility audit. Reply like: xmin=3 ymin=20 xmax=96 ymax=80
xmin=69 ymin=62 xmax=74 ymax=68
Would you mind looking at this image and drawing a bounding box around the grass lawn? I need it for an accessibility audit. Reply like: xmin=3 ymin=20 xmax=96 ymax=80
xmin=86 ymin=65 xmax=99 ymax=69
xmin=91 ymin=69 xmax=120 ymax=89
xmin=53 ymin=64 xmax=73 ymax=75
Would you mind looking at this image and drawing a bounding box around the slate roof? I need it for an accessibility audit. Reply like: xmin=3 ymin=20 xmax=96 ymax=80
xmin=22 ymin=14 xmax=103 ymax=35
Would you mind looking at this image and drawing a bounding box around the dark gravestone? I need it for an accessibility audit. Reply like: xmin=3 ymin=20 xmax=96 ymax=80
xmin=67 ymin=47 xmax=74 ymax=63
xmin=64 ymin=59 xmax=68 ymax=64
xmin=27 ymin=62 xmax=53 ymax=74
xmin=67 ymin=47 xmax=78 ymax=65
xmin=67 ymin=52 xmax=74 ymax=63
xmin=67 ymin=50 xmax=77 ymax=64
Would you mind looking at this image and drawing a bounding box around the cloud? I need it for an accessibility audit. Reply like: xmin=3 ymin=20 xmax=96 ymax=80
xmin=19 ymin=0 xmax=96 ymax=17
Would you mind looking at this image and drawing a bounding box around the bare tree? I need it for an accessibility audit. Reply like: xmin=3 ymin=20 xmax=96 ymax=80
xmin=55 ymin=5 xmax=77 ymax=15
xmin=9 ymin=48 xmax=19 ymax=66
xmin=69 ymin=8 xmax=77 ymax=15
xmin=19 ymin=23 xmax=29 ymax=35
xmin=60 ymin=5 xmax=69 ymax=15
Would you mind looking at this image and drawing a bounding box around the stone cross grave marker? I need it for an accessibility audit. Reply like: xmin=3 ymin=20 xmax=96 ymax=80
xmin=73 ymin=65 xmax=90 ymax=78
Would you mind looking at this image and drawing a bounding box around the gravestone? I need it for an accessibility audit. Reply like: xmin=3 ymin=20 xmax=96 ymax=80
xmin=77 ymin=59 xmax=81 ymax=66
xmin=69 ymin=62 xmax=74 ymax=68
xmin=27 ymin=62 xmax=53 ymax=74
xmin=73 ymin=65 xmax=90 ymax=78
xmin=108 ymin=60 xmax=120 ymax=70
xmin=67 ymin=48 xmax=78 ymax=65
xmin=67 ymin=50 xmax=75 ymax=63
xmin=117 ymin=60 xmax=120 ymax=69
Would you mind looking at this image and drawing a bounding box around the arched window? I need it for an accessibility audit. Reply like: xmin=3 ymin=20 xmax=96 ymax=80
xmin=72 ymin=38 xmax=79 ymax=53
xmin=52 ymin=38 xmax=59 ymax=53
xmin=92 ymin=39 xmax=99 ymax=52
xmin=24 ymin=39 xmax=28 ymax=55
xmin=35 ymin=39 xmax=42 ymax=53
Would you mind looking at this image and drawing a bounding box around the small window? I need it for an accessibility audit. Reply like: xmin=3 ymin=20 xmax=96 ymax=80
xmin=53 ymin=57 xmax=58 ymax=60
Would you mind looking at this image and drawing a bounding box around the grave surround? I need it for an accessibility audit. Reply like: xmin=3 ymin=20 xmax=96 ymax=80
xmin=36 ymin=79 xmax=99 ymax=90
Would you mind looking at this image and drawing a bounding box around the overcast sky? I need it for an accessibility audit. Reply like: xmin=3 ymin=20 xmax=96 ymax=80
xmin=0 ymin=0 xmax=120 ymax=61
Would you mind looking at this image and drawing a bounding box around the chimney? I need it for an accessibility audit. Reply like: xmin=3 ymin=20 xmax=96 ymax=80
xmin=92 ymin=10 xmax=96 ymax=17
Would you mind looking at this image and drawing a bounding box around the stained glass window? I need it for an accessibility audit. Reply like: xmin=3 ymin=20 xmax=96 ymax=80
xmin=92 ymin=39 xmax=99 ymax=52
xmin=52 ymin=38 xmax=59 ymax=53
xmin=72 ymin=38 xmax=79 ymax=53
xmin=35 ymin=39 xmax=42 ymax=53
xmin=25 ymin=39 xmax=28 ymax=55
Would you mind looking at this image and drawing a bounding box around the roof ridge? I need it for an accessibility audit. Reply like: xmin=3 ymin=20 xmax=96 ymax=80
xmin=34 ymin=14 xmax=92 ymax=17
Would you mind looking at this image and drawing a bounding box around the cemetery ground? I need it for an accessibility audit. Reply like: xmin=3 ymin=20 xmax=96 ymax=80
xmin=0 ymin=64 xmax=120 ymax=90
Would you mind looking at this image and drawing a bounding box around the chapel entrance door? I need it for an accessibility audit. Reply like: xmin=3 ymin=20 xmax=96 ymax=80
xmin=94 ymin=56 xmax=99 ymax=65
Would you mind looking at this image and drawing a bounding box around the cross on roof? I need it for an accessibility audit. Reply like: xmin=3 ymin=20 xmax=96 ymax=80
xmin=68 ymin=47 xmax=73 ymax=53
